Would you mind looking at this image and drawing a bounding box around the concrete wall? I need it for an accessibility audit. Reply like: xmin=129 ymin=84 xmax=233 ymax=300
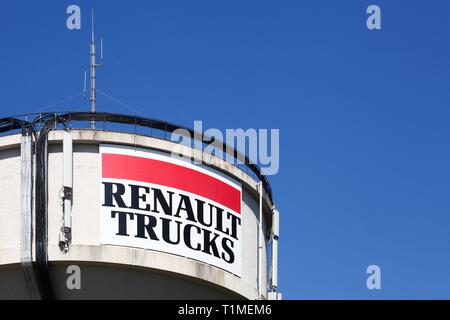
xmin=0 ymin=148 xmax=21 ymax=265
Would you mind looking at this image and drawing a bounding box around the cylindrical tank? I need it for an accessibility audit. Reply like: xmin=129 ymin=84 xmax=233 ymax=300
xmin=0 ymin=114 xmax=275 ymax=300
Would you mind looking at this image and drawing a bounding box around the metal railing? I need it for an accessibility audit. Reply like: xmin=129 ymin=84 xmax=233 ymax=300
xmin=0 ymin=111 xmax=273 ymax=202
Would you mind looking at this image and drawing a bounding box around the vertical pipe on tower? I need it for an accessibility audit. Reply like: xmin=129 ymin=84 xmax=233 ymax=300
xmin=20 ymin=130 xmax=42 ymax=300
xmin=258 ymin=181 xmax=264 ymax=299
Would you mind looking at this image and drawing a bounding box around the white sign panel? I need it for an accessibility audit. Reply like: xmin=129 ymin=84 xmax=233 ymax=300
xmin=100 ymin=145 xmax=242 ymax=277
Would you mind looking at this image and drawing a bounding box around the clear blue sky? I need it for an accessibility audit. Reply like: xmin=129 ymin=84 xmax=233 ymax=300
xmin=1 ymin=0 xmax=450 ymax=299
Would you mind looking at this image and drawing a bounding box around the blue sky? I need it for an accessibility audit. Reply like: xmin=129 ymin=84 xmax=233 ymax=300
xmin=1 ymin=0 xmax=450 ymax=299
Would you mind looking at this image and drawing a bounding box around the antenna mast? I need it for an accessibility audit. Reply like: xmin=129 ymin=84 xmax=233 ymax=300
xmin=87 ymin=9 xmax=103 ymax=129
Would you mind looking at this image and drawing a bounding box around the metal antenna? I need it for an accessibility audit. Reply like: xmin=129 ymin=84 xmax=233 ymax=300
xmin=88 ymin=9 xmax=104 ymax=129
xmin=100 ymin=38 xmax=104 ymax=65
xmin=83 ymin=71 xmax=87 ymax=99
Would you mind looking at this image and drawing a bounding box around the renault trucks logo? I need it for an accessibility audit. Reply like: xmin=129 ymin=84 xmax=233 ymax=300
xmin=100 ymin=145 xmax=242 ymax=277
